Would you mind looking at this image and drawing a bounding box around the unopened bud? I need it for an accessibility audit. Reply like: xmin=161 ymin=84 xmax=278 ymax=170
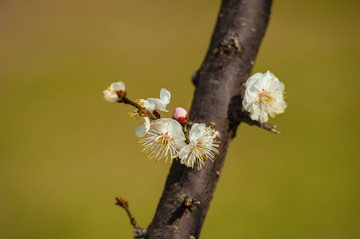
xmin=153 ymin=111 xmax=161 ymax=119
xmin=172 ymin=107 xmax=188 ymax=125
xmin=115 ymin=197 xmax=129 ymax=208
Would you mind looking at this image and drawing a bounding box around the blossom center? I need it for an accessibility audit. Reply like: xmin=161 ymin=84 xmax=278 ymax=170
xmin=258 ymin=89 xmax=276 ymax=106
xmin=155 ymin=133 xmax=172 ymax=146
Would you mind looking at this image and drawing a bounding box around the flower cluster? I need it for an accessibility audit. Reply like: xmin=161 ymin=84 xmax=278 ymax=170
xmin=103 ymin=82 xmax=220 ymax=170
xmin=243 ymin=71 xmax=287 ymax=123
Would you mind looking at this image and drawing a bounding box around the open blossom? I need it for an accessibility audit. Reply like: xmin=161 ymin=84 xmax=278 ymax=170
xmin=131 ymin=89 xmax=171 ymax=137
xmin=179 ymin=123 xmax=219 ymax=170
xmin=131 ymin=89 xmax=171 ymax=117
xmin=242 ymin=71 xmax=287 ymax=123
xmin=144 ymin=88 xmax=171 ymax=113
xmin=103 ymin=81 xmax=126 ymax=103
xmin=139 ymin=118 xmax=186 ymax=162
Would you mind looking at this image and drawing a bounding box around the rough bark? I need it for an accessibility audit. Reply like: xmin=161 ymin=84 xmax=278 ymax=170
xmin=145 ymin=0 xmax=272 ymax=238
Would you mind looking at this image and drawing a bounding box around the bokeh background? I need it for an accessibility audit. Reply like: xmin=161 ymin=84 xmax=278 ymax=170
xmin=1 ymin=0 xmax=359 ymax=238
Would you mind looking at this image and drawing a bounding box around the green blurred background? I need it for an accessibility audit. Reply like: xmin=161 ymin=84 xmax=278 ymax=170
xmin=1 ymin=0 xmax=359 ymax=238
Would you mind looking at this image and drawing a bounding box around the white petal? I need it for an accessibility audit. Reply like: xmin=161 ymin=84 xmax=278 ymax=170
xmin=246 ymin=72 xmax=263 ymax=88
xmin=276 ymin=100 xmax=287 ymax=113
xmin=110 ymin=81 xmax=126 ymax=91
xmin=250 ymin=112 xmax=259 ymax=121
xmin=160 ymin=88 xmax=171 ymax=105
xmin=259 ymin=111 xmax=269 ymax=123
xmin=103 ymin=90 xmax=118 ymax=103
xmin=152 ymin=118 xmax=172 ymax=132
xmin=144 ymin=117 xmax=151 ymax=131
xmin=135 ymin=117 xmax=151 ymax=138
xmin=145 ymin=98 xmax=168 ymax=112
xmin=277 ymin=81 xmax=285 ymax=92
xmin=143 ymin=100 xmax=153 ymax=111
xmin=189 ymin=123 xmax=206 ymax=143
xmin=135 ymin=124 xmax=146 ymax=138
xmin=179 ymin=145 xmax=189 ymax=159
xmin=143 ymin=88 xmax=171 ymax=112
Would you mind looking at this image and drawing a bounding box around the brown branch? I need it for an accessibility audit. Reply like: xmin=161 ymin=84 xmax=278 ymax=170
xmin=145 ymin=0 xmax=273 ymax=238
xmin=115 ymin=197 xmax=147 ymax=238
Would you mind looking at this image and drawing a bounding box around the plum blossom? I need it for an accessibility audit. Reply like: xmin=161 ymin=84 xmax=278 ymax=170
xmin=138 ymin=118 xmax=186 ymax=162
xmin=242 ymin=71 xmax=287 ymax=123
xmin=131 ymin=89 xmax=171 ymax=138
xmin=103 ymin=81 xmax=126 ymax=103
xmin=144 ymin=88 xmax=171 ymax=113
xmin=179 ymin=123 xmax=219 ymax=170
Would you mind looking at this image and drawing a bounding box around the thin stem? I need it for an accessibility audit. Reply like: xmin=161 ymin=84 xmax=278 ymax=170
xmin=115 ymin=197 xmax=147 ymax=238
xmin=241 ymin=113 xmax=280 ymax=134
xmin=122 ymin=97 xmax=157 ymax=120
xmin=182 ymin=125 xmax=190 ymax=144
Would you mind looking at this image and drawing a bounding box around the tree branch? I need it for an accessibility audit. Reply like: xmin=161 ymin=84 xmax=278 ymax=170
xmin=145 ymin=0 xmax=273 ymax=238
xmin=115 ymin=197 xmax=147 ymax=238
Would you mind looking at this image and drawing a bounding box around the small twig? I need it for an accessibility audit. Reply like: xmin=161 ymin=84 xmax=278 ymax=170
xmin=122 ymin=97 xmax=157 ymax=120
xmin=241 ymin=113 xmax=280 ymax=134
xmin=115 ymin=197 xmax=147 ymax=238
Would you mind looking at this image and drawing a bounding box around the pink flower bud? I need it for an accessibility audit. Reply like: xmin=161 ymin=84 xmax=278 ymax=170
xmin=172 ymin=107 xmax=188 ymax=125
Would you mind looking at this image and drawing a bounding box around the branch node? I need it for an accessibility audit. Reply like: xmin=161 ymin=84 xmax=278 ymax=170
xmin=219 ymin=33 xmax=242 ymax=55
xmin=183 ymin=196 xmax=200 ymax=208
xmin=133 ymin=228 xmax=147 ymax=238
xmin=184 ymin=197 xmax=192 ymax=207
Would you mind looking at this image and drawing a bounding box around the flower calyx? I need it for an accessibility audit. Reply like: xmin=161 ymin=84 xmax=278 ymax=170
xmin=138 ymin=108 xmax=148 ymax=117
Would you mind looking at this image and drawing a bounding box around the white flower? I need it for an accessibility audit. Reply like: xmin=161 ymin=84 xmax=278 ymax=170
xmin=179 ymin=123 xmax=219 ymax=170
xmin=131 ymin=89 xmax=171 ymax=138
xmin=103 ymin=81 xmax=126 ymax=103
xmin=242 ymin=71 xmax=287 ymax=123
xmin=139 ymin=118 xmax=186 ymax=162
xmin=144 ymin=88 xmax=171 ymax=113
